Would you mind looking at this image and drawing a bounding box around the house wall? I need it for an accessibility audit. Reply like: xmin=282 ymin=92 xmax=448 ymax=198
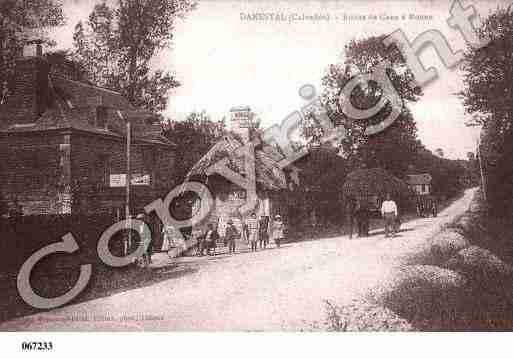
xmin=202 ymin=182 xmax=272 ymax=240
xmin=70 ymin=132 xmax=176 ymax=214
xmin=0 ymin=57 xmax=49 ymax=126
xmin=0 ymin=55 xmax=177 ymax=217
xmin=0 ymin=132 xmax=65 ymax=215
xmin=0 ymin=131 xmax=176 ymax=216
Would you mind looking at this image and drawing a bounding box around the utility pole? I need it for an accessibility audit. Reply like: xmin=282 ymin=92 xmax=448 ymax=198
xmin=468 ymin=121 xmax=487 ymax=203
xmin=118 ymin=110 xmax=132 ymax=255
xmin=476 ymin=132 xmax=487 ymax=203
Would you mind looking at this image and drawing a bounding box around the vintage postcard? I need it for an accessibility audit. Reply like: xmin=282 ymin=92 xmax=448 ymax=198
xmin=1 ymin=0 xmax=513 ymax=349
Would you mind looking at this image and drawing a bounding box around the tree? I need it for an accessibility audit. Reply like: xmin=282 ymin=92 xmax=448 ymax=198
xmin=309 ymin=35 xmax=422 ymax=178
xmin=162 ymin=111 xmax=225 ymax=182
xmin=72 ymin=3 xmax=116 ymax=86
xmin=465 ymin=151 xmax=480 ymax=186
xmin=460 ymin=5 xmax=513 ymax=215
xmin=0 ymin=0 xmax=64 ymax=99
xmin=460 ymin=5 xmax=513 ymax=128
xmin=290 ymin=146 xmax=350 ymax=227
xmin=293 ymin=33 xmax=472 ymax=230
xmin=409 ymin=143 xmax=470 ymax=199
xmin=73 ymin=0 xmax=195 ymax=112
xmin=0 ymin=0 xmax=64 ymax=53
xmin=288 ymin=34 xmax=426 ymax=230
xmin=435 ymin=148 xmax=444 ymax=158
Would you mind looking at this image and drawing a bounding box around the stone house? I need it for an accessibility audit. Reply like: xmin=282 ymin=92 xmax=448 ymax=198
xmin=0 ymin=44 xmax=176 ymax=217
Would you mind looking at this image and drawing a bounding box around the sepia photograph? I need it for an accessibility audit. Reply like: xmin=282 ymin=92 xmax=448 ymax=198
xmin=1 ymin=0 xmax=513 ymax=354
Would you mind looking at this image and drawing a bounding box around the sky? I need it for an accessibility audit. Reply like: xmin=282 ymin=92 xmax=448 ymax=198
xmin=50 ymin=0 xmax=508 ymax=159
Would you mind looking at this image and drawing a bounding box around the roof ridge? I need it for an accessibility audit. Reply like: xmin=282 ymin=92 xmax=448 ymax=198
xmin=51 ymin=75 xmax=127 ymax=97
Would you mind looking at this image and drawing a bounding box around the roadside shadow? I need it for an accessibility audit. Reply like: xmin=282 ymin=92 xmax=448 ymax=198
xmin=369 ymin=227 xmax=416 ymax=237
xmin=0 ymin=261 xmax=198 ymax=324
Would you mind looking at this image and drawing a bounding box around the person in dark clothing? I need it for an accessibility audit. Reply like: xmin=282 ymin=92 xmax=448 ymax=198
xmin=204 ymin=223 xmax=219 ymax=256
xmin=136 ymin=213 xmax=152 ymax=267
xmin=196 ymin=233 xmax=205 ymax=256
xmin=258 ymin=215 xmax=270 ymax=249
xmin=225 ymin=219 xmax=240 ymax=254
xmin=355 ymin=200 xmax=370 ymax=237
xmin=246 ymin=213 xmax=259 ymax=252
xmin=345 ymin=197 xmax=357 ymax=239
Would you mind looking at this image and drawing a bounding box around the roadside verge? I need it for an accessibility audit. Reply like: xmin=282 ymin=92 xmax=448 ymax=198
xmin=320 ymin=189 xmax=513 ymax=331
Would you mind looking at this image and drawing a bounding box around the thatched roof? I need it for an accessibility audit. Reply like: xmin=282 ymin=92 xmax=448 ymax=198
xmin=186 ymin=135 xmax=287 ymax=191
xmin=342 ymin=168 xmax=414 ymax=199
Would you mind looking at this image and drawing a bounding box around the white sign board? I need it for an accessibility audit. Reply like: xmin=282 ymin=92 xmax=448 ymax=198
xmin=110 ymin=174 xmax=126 ymax=187
xmin=230 ymin=108 xmax=251 ymax=128
xmin=109 ymin=174 xmax=151 ymax=187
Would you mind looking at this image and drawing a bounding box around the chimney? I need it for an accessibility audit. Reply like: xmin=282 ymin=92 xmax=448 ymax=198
xmin=0 ymin=39 xmax=50 ymax=124
xmin=230 ymin=106 xmax=252 ymax=143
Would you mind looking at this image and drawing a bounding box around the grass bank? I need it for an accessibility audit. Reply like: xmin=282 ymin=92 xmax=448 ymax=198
xmin=321 ymin=189 xmax=513 ymax=331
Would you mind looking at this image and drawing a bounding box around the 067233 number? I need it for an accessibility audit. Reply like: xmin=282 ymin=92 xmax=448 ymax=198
xmin=21 ymin=341 xmax=53 ymax=351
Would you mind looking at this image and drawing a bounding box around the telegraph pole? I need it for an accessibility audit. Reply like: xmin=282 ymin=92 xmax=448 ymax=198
xmin=469 ymin=121 xmax=487 ymax=203
xmin=476 ymin=132 xmax=487 ymax=202
xmin=118 ymin=111 xmax=132 ymax=255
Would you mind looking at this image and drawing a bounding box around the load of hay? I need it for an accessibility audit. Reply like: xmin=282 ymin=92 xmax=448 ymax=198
xmin=342 ymin=167 xmax=415 ymax=209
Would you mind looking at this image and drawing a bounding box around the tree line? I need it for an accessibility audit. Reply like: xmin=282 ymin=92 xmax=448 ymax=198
xmin=459 ymin=5 xmax=513 ymax=218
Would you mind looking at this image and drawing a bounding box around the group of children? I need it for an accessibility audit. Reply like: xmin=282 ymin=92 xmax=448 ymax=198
xmin=131 ymin=212 xmax=286 ymax=266
xmin=197 ymin=213 xmax=285 ymax=256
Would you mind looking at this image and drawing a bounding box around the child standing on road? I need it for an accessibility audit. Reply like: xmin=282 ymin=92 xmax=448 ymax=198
xmin=272 ymin=215 xmax=285 ymax=248
xmin=246 ymin=213 xmax=260 ymax=252
xmin=204 ymin=223 xmax=219 ymax=256
xmin=225 ymin=219 xmax=240 ymax=254
xmin=161 ymin=224 xmax=175 ymax=257
xmin=259 ymin=215 xmax=270 ymax=249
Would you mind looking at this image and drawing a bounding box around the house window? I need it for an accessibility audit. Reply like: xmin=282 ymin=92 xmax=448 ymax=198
xmin=422 ymin=184 xmax=427 ymax=193
xmin=96 ymin=106 xmax=108 ymax=129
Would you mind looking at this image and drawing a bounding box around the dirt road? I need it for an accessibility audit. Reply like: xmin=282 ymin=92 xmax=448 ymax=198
xmin=1 ymin=189 xmax=476 ymax=331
